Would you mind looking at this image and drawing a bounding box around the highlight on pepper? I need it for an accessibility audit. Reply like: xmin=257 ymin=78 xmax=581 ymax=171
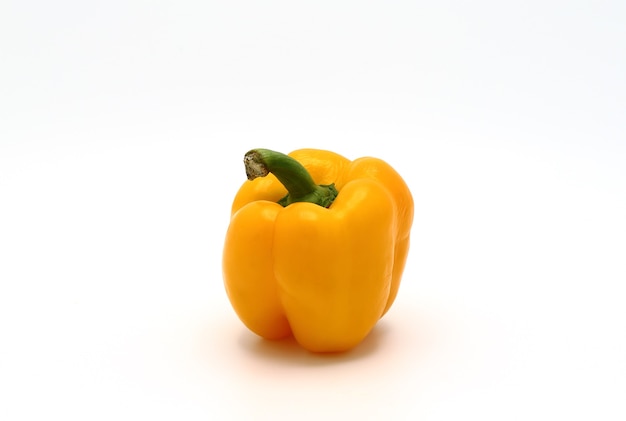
xmin=222 ymin=148 xmax=414 ymax=353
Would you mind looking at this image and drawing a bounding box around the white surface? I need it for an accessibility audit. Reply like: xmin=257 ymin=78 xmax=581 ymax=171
xmin=1 ymin=1 xmax=625 ymax=419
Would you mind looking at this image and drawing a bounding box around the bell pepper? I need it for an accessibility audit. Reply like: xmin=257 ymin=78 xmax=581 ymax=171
xmin=222 ymin=148 xmax=414 ymax=352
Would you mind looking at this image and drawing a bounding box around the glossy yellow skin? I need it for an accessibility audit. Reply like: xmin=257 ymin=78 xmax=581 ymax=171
xmin=223 ymin=149 xmax=414 ymax=352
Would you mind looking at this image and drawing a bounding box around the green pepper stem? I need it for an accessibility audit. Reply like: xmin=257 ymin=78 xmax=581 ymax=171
xmin=244 ymin=148 xmax=338 ymax=208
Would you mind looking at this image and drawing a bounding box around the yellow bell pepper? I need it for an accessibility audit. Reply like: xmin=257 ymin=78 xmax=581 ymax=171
xmin=222 ymin=148 xmax=414 ymax=352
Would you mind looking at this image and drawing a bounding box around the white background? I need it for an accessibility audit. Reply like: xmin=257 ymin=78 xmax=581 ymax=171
xmin=1 ymin=1 xmax=625 ymax=419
